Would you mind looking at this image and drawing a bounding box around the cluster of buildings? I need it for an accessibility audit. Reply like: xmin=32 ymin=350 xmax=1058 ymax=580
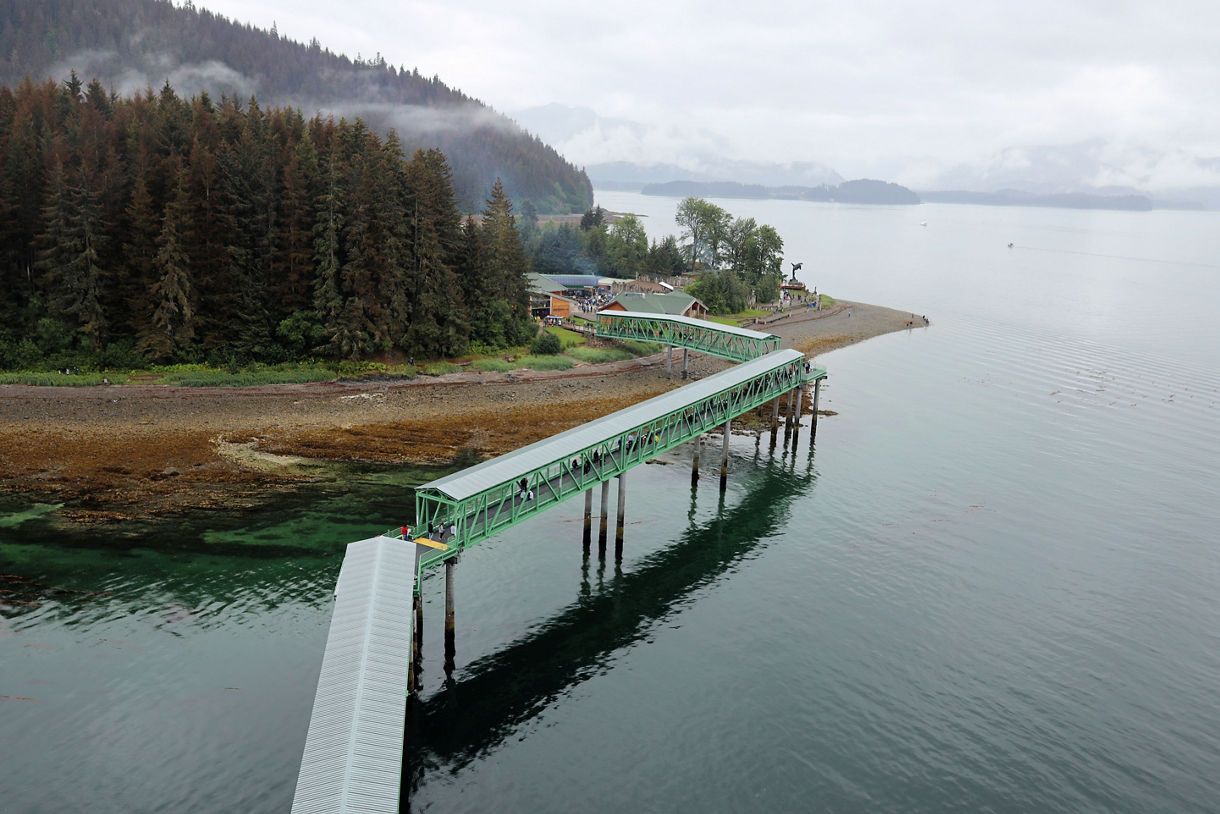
xmin=528 ymin=273 xmax=709 ymax=324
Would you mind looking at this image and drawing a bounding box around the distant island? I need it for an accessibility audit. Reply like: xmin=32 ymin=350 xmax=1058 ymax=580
xmin=641 ymin=179 xmax=921 ymax=205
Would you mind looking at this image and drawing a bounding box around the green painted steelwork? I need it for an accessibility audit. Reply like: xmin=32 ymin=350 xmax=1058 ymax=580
xmin=409 ymin=349 xmax=826 ymax=579
xmin=595 ymin=311 xmax=780 ymax=363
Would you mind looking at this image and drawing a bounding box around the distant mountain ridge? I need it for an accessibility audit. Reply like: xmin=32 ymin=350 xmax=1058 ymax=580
xmin=510 ymin=103 xmax=844 ymax=190
xmin=640 ymin=179 xmax=920 ymax=205
xmin=0 ymin=0 xmax=592 ymax=212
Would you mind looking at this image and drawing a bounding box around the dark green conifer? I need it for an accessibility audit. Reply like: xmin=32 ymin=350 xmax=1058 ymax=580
xmin=140 ymin=172 xmax=195 ymax=360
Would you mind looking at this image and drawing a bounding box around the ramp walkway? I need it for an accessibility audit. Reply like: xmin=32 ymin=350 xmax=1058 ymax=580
xmin=291 ymin=536 xmax=416 ymax=814
xmin=595 ymin=310 xmax=780 ymax=362
xmin=411 ymin=348 xmax=825 ymax=571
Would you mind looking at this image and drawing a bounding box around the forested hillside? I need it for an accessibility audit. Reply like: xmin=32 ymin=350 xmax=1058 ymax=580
xmin=0 ymin=0 xmax=592 ymax=213
xmin=0 ymin=79 xmax=538 ymax=368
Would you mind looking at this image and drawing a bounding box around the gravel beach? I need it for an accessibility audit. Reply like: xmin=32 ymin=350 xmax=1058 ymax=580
xmin=0 ymin=300 xmax=924 ymax=522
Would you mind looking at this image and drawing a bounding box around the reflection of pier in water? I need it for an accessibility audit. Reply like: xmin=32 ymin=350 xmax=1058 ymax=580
xmin=405 ymin=445 xmax=818 ymax=783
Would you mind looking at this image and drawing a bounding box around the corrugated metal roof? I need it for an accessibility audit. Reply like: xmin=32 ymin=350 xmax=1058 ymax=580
xmin=419 ymin=348 xmax=804 ymax=502
xmin=604 ymin=291 xmax=701 ymax=315
xmin=526 ymin=272 xmax=565 ymax=294
xmin=291 ymin=536 xmax=415 ymax=814
xmin=607 ymin=310 xmax=779 ymax=342
xmin=544 ymin=274 xmax=602 ymax=287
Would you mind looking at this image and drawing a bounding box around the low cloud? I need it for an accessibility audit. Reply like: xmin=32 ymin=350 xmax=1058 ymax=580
xmin=47 ymin=48 xmax=258 ymax=100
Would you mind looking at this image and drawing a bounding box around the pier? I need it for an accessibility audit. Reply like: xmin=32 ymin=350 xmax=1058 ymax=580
xmin=292 ymin=313 xmax=826 ymax=812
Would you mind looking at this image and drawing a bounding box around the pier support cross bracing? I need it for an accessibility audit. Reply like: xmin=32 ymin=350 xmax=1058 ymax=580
xmin=411 ymin=349 xmax=826 ymax=575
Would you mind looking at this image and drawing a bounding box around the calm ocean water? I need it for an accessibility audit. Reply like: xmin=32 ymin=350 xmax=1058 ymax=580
xmin=2 ymin=195 xmax=1218 ymax=812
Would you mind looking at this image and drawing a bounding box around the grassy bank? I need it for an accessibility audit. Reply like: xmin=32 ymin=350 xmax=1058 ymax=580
xmin=0 ymin=326 xmax=659 ymax=387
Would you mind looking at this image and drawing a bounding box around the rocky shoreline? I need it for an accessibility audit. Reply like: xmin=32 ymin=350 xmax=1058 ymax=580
xmin=0 ymin=301 xmax=925 ymax=523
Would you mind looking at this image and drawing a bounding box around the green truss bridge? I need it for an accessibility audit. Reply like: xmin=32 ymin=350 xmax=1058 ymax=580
xmin=595 ymin=310 xmax=781 ymax=363
xmin=412 ymin=347 xmax=825 ymax=571
xmin=292 ymin=314 xmax=827 ymax=814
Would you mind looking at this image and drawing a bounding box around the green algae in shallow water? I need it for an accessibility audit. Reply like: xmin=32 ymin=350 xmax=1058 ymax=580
xmin=0 ymin=501 xmax=63 ymax=529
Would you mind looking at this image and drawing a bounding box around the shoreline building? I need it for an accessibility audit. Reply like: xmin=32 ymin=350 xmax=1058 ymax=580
xmin=599 ymin=291 xmax=709 ymax=319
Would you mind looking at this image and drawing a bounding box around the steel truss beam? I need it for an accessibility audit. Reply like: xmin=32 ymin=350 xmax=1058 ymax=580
xmin=595 ymin=311 xmax=780 ymax=362
xmin=411 ymin=351 xmax=826 ymax=577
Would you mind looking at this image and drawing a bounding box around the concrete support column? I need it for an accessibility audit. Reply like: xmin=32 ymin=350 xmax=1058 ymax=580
xmin=682 ymin=347 xmax=690 ymax=379
xmin=444 ymin=557 xmax=457 ymax=677
xmin=615 ymin=472 xmax=626 ymax=557
xmin=582 ymin=488 xmax=593 ymax=551
xmin=792 ymin=386 xmax=805 ymax=445
xmin=598 ymin=478 xmax=610 ymax=558
xmin=770 ymin=396 xmax=781 ymax=447
xmin=720 ymin=419 xmax=731 ymax=491
xmin=811 ymin=378 xmax=822 ymax=439
xmin=691 ymin=434 xmax=702 ymax=485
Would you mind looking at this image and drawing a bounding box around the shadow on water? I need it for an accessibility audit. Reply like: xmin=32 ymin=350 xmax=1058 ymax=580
xmin=404 ymin=443 xmax=819 ymax=793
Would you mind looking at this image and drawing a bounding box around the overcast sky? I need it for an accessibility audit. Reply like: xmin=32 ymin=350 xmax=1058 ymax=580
xmin=194 ymin=0 xmax=1219 ymax=190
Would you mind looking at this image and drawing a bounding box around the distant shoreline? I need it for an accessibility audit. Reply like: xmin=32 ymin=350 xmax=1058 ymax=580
xmin=602 ymin=181 xmax=1208 ymax=212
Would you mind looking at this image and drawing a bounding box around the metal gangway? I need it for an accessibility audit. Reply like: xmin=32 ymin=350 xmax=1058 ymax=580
xmin=291 ymin=536 xmax=415 ymax=814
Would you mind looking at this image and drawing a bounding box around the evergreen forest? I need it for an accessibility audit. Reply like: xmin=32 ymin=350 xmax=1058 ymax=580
xmin=0 ymin=77 xmax=539 ymax=370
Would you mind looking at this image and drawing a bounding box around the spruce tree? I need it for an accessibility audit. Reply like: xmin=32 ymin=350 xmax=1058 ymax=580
xmin=140 ymin=172 xmax=195 ymax=360
xmin=480 ymin=178 xmax=532 ymax=346
xmin=404 ymin=148 xmax=467 ymax=358
xmin=36 ymin=161 xmax=108 ymax=350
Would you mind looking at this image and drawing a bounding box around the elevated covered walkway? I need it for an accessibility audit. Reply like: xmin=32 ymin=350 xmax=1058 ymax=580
xmin=595 ymin=310 xmax=781 ymax=363
xmin=412 ymin=348 xmax=825 ymax=570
